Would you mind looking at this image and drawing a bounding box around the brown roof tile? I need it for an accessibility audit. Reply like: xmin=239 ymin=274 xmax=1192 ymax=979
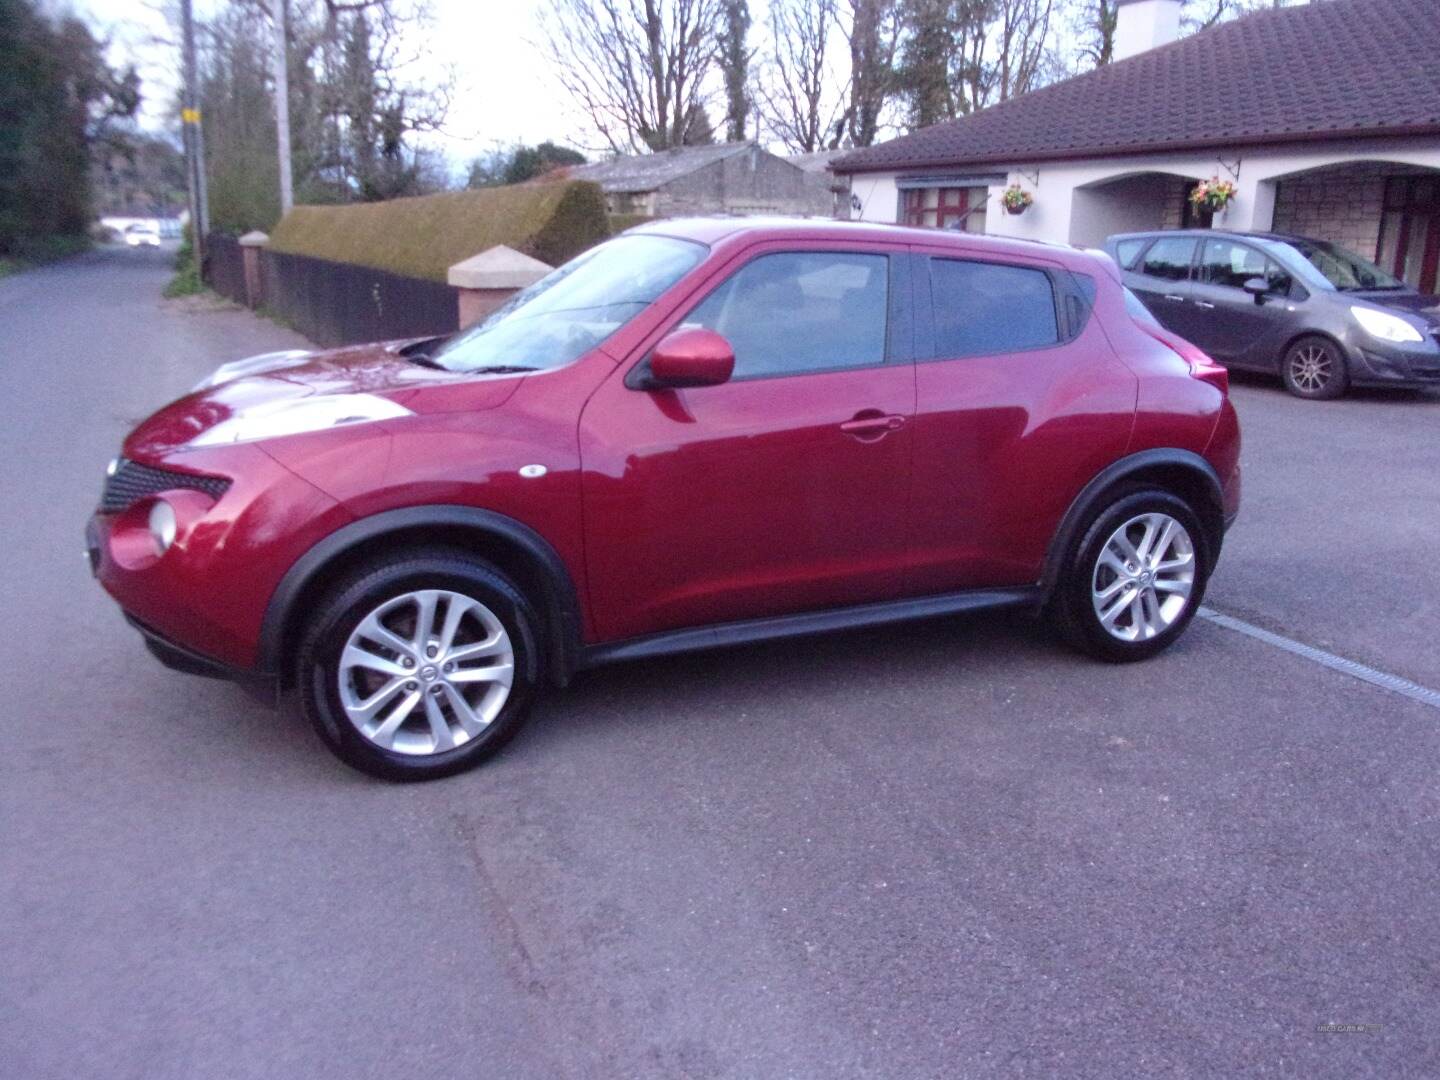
xmin=833 ymin=0 xmax=1440 ymax=174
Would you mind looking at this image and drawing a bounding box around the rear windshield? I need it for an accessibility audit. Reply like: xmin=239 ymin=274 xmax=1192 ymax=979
xmin=1124 ymin=286 xmax=1161 ymax=328
xmin=430 ymin=234 xmax=707 ymax=373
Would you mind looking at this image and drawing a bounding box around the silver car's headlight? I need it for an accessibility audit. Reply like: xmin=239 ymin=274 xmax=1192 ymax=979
xmin=193 ymin=349 xmax=313 ymax=391
xmin=1351 ymin=305 xmax=1424 ymax=344
xmin=189 ymin=394 xmax=413 ymax=447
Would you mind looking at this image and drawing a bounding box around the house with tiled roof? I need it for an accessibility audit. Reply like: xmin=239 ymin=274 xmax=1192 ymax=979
xmin=831 ymin=0 xmax=1440 ymax=294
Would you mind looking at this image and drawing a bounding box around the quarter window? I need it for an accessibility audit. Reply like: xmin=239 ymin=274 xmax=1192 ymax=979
xmin=929 ymin=258 xmax=1059 ymax=357
xmin=1139 ymin=237 xmax=1197 ymax=282
xmin=1113 ymin=238 xmax=1147 ymax=269
xmin=682 ymin=252 xmax=890 ymax=379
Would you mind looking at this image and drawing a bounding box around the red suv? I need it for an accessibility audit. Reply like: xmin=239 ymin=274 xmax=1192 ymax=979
xmin=88 ymin=220 xmax=1241 ymax=780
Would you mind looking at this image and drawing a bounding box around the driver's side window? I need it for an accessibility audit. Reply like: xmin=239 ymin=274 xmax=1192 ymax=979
xmin=681 ymin=251 xmax=890 ymax=379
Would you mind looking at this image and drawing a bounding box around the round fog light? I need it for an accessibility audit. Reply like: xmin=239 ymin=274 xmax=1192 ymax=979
xmin=148 ymin=500 xmax=177 ymax=554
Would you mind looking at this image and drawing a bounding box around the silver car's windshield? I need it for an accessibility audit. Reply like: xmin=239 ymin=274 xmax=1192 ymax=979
xmin=428 ymin=234 xmax=707 ymax=373
xmin=1284 ymin=238 xmax=1403 ymax=292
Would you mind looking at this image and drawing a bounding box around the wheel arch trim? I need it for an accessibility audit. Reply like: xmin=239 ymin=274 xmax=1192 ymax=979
xmin=1040 ymin=448 xmax=1225 ymax=599
xmin=256 ymin=505 xmax=584 ymax=685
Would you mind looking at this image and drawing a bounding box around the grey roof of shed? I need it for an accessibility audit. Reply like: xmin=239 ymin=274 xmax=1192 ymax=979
xmin=832 ymin=0 xmax=1440 ymax=175
xmin=570 ymin=143 xmax=764 ymax=193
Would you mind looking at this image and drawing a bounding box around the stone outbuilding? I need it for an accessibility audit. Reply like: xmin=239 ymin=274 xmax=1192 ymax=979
xmin=570 ymin=142 xmax=835 ymax=219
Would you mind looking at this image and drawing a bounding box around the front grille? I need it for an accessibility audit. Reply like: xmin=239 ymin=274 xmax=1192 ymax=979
xmin=100 ymin=459 xmax=230 ymax=513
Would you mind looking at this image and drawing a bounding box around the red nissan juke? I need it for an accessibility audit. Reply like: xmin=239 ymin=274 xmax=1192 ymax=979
xmin=88 ymin=219 xmax=1241 ymax=780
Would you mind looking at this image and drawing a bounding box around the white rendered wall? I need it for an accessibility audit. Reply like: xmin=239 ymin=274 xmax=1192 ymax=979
xmin=842 ymin=138 xmax=1440 ymax=249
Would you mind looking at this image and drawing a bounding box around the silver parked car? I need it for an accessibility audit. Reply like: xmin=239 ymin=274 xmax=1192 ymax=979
xmin=1105 ymin=230 xmax=1440 ymax=399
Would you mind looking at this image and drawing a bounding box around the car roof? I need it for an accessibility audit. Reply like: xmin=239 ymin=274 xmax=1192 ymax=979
xmin=627 ymin=215 xmax=1108 ymax=272
xmin=1107 ymin=228 xmax=1316 ymax=246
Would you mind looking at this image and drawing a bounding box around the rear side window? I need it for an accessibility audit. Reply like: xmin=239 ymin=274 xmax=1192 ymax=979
xmin=929 ymin=258 xmax=1059 ymax=357
xmin=1138 ymin=237 xmax=1196 ymax=281
xmin=1113 ymin=238 xmax=1147 ymax=269
xmin=683 ymin=251 xmax=889 ymax=378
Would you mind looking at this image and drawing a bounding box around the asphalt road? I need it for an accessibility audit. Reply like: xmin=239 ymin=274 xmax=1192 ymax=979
xmin=3 ymin=246 xmax=1439 ymax=1079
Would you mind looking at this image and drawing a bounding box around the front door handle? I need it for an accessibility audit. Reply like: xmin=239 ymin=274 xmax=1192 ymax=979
xmin=840 ymin=410 xmax=907 ymax=441
xmin=1194 ymin=300 xmax=1216 ymax=309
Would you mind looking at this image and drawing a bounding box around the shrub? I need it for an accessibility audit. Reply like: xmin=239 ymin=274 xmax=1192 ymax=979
xmin=266 ymin=180 xmax=612 ymax=282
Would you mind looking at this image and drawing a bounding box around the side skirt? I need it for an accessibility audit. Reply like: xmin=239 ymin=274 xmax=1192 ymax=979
xmin=579 ymin=587 xmax=1042 ymax=669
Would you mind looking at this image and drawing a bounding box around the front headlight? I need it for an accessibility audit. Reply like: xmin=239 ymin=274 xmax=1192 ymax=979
xmin=149 ymin=500 xmax=177 ymax=554
xmin=1351 ymin=305 xmax=1424 ymax=344
xmin=188 ymin=393 xmax=413 ymax=448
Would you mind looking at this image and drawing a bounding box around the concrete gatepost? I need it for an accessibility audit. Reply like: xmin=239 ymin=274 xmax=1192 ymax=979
xmin=448 ymin=245 xmax=552 ymax=328
xmin=238 ymin=231 xmax=269 ymax=309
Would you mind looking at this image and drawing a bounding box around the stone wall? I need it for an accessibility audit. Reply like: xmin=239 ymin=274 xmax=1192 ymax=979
xmin=1271 ymin=164 xmax=1393 ymax=259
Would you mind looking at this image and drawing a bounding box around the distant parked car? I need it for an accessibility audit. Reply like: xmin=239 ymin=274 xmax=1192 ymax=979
xmin=1105 ymin=229 xmax=1440 ymax=399
xmin=124 ymin=223 xmax=161 ymax=248
xmin=88 ymin=219 xmax=1241 ymax=780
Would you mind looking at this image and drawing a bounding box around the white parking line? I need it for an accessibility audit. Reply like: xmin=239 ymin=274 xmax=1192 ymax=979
xmin=1198 ymin=607 xmax=1440 ymax=712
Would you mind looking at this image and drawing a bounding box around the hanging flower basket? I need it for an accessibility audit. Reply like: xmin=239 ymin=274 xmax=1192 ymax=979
xmin=1001 ymin=184 xmax=1034 ymax=215
xmin=1190 ymin=177 xmax=1237 ymax=214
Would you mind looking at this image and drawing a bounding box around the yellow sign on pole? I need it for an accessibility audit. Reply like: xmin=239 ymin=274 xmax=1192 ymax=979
xmin=181 ymin=107 xmax=202 ymax=124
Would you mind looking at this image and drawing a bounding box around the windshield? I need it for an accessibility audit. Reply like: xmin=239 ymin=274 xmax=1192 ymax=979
xmin=430 ymin=234 xmax=707 ymax=373
xmin=1284 ymin=238 xmax=1403 ymax=291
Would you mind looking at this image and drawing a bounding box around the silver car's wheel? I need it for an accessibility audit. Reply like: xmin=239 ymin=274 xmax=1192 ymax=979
xmin=1090 ymin=512 xmax=1196 ymax=643
xmin=1289 ymin=344 xmax=1332 ymax=394
xmin=338 ymin=589 xmax=514 ymax=756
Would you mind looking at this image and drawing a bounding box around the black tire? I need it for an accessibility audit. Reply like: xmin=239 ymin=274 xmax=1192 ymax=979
xmin=1051 ymin=488 xmax=1210 ymax=663
xmin=1281 ymin=335 xmax=1348 ymax=400
xmin=296 ymin=549 xmax=541 ymax=781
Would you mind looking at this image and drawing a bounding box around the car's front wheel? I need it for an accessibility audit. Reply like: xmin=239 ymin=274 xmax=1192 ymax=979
xmin=296 ymin=550 xmax=540 ymax=780
xmin=1282 ymin=335 xmax=1348 ymax=400
xmin=1052 ymin=489 xmax=1210 ymax=662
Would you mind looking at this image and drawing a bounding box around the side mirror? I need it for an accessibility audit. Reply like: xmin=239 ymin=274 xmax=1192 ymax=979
xmin=1242 ymin=277 xmax=1270 ymax=304
xmin=646 ymin=328 xmax=734 ymax=389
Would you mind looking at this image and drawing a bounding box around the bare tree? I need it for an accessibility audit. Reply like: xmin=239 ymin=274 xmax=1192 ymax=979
xmin=753 ymin=0 xmax=847 ymax=152
xmin=993 ymin=0 xmax=1054 ymax=100
xmin=541 ymin=0 xmax=725 ymax=154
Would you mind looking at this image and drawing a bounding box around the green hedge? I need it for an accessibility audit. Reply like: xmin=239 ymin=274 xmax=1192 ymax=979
xmin=267 ymin=181 xmax=612 ymax=282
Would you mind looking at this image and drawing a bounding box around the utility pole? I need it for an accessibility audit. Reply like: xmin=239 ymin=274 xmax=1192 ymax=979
xmin=273 ymin=0 xmax=294 ymax=216
xmin=180 ymin=0 xmax=207 ymax=267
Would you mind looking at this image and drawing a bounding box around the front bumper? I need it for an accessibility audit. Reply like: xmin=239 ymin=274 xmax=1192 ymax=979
xmin=1345 ymin=335 xmax=1440 ymax=387
xmin=87 ymin=442 xmax=350 ymax=676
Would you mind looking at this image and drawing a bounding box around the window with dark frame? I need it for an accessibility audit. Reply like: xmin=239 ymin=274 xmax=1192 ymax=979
xmin=902 ymin=186 xmax=989 ymax=232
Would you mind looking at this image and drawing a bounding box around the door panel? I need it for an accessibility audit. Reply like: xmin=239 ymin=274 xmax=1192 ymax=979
xmin=908 ymin=251 xmax=1136 ymax=591
xmin=1187 ymin=239 xmax=1289 ymax=366
xmin=1124 ymin=235 xmax=1199 ymax=338
xmin=579 ymin=246 xmax=915 ymax=643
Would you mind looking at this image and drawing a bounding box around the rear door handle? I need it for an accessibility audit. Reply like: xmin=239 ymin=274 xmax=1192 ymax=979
xmin=840 ymin=411 xmax=906 ymax=440
xmin=1163 ymin=294 xmax=1187 ymax=302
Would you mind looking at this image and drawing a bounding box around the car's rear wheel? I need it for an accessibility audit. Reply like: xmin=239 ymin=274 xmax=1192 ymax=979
xmin=296 ymin=550 xmax=540 ymax=781
xmin=1052 ymin=488 xmax=1209 ymax=662
xmin=1282 ymin=336 xmax=1348 ymax=400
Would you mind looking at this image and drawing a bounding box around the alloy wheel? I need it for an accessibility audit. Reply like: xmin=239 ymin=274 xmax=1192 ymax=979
xmin=338 ymin=589 xmax=514 ymax=755
xmin=1288 ymin=343 xmax=1333 ymax=394
xmin=1090 ymin=513 xmax=1196 ymax=642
